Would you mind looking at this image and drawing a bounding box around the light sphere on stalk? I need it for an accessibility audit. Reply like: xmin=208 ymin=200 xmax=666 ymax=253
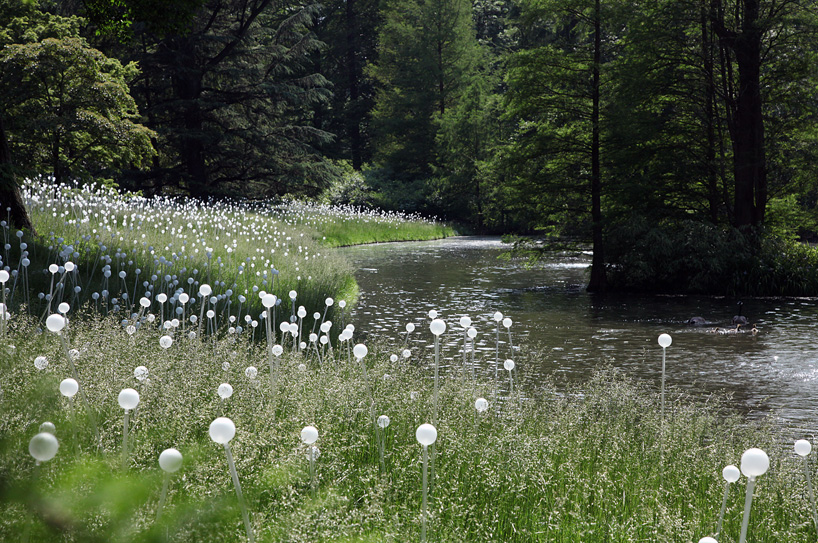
xmin=722 ymin=464 xmax=740 ymax=483
xmin=416 ymin=423 xmax=437 ymax=446
xmin=504 ymin=359 xmax=515 ymax=371
xmin=740 ymin=448 xmax=769 ymax=477
xmin=378 ymin=415 xmax=391 ymax=428
xmin=459 ymin=316 xmax=471 ymax=328
xmin=29 ymin=432 xmax=59 ymax=462
xmin=159 ymin=448 xmax=183 ymax=473
xmin=209 ymin=417 xmax=236 ymax=444
xmin=430 ymin=319 xmax=446 ymax=336
xmin=217 ymin=383 xmax=234 ymax=399
xmin=118 ymin=388 xmax=140 ymax=410
xmin=301 ymin=425 xmax=319 ymax=444
xmin=795 ymin=439 xmax=812 ymax=457
xmin=406 ymin=323 xmax=415 ymax=333
xmin=475 ymin=398 xmax=489 ymax=413
xmin=59 ymin=378 xmax=78 ymax=398
xmin=58 ymin=302 xmax=70 ymax=314
xmin=658 ymin=333 xmax=672 ymax=348
xmin=45 ymin=314 xmax=66 ymax=333
xmin=39 ymin=421 xmax=56 ymax=434
xmin=353 ymin=344 xmax=368 ymax=359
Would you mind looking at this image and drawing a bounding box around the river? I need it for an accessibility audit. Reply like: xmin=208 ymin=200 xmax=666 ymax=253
xmin=340 ymin=236 xmax=818 ymax=435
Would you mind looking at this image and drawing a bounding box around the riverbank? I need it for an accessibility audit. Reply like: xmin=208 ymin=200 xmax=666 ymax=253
xmin=12 ymin=182 xmax=452 ymax=323
xmin=1 ymin=315 xmax=812 ymax=542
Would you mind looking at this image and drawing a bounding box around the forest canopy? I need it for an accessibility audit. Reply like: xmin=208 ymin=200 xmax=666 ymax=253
xmin=1 ymin=0 xmax=818 ymax=294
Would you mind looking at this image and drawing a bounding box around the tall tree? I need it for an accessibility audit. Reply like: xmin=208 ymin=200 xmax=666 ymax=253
xmin=503 ymin=0 xmax=615 ymax=291
xmin=368 ymin=0 xmax=478 ymax=180
xmin=105 ymin=0 xmax=336 ymax=198
xmin=312 ymin=0 xmax=380 ymax=170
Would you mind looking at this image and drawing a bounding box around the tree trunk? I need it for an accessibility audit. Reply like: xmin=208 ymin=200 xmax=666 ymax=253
xmin=173 ymin=62 xmax=209 ymax=197
xmin=712 ymin=0 xmax=766 ymax=229
xmin=0 ymin=111 xmax=35 ymax=234
xmin=346 ymin=0 xmax=363 ymax=170
xmin=702 ymin=0 xmax=719 ymax=225
xmin=587 ymin=0 xmax=607 ymax=293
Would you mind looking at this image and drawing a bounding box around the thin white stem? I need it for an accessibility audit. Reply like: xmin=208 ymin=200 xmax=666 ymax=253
xmin=661 ymin=347 xmax=666 ymax=423
xmin=803 ymin=458 xmax=818 ymax=533
xmin=59 ymin=333 xmax=100 ymax=446
xmin=122 ymin=410 xmax=130 ymax=470
xmin=224 ymin=443 xmax=254 ymax=543
xmin=309 ymin=446 xmax=316 ymax=497
xmin=717 ymin=481 xmax=730 ymax=537
xmin=421 ymin=444 xmax=429 ymax=543
xmin=739 ymin=476 xmax=756 ymax=543
xmin=156 ymin=472 xmax=170 ymax=521
xmin=433 ymin=336 xmax=439 ymax=426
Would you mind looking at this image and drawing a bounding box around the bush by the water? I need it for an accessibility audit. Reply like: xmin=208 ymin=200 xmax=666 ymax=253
xmin=605 ymin=219 xmax=818 ymax=296
xmin=1 ymin=314 xmax=815 ymax=542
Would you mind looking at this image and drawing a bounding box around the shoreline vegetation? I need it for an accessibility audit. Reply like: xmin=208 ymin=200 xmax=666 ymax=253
xmin=10 ymin=180 xmax=454 ymax=325
xmin=1 ymin=315 xmax=815 ymax=542
xmin=1 ymin=181 xmax=816 ymax=542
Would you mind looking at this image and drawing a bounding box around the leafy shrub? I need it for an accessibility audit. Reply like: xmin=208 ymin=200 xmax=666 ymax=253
xmin=605 ymin=219 xmax=818 ymax=296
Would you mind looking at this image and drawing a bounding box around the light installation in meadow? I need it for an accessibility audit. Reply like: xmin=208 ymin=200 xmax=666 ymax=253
xmin=301 ymin=425 xmax=319 ymax=495
xmin=209 ymin=417 xmax=254 ymax=543
xmin=416 ymin=423 xmax=437 ymax=543
xmin=717 ymin=464 xmax=740 ymax=537
xmin=429 ymin=319 xmax=446 ymax=426
xmin=118 ymin=388 xmax=140 ymax=470
xmin=795 ymin=439 xmax=818 ymax=532
xmin=0 ymin=269 xmax=8 ymax=337
xmin=504 ymin=359 xmax=515 ymax=397
xmin=262 ymin=294 xmax=277 ymax=397
xmin=29 ymin=432 xmax=59 ymax=463
xmin=657 ymin=333 xmax=672 ymax=423
xmin=48 ymin=313 xmax=100 ymax=445
xmin=156 ymin=448 xmax=183 ymax=521
xmin=467 ymin=327 xmax=477 ymax=382
xmin=377 ymin=415 xmax=390 ymax=473
xmin=59 ymin=378 xmax=79 ymax=451
xmin=739 ymin=447 xmax=769 ymax=543
xmin=459 ymin=316 xmax=471 ymax=372
xmin=197 ymin=283 xmax=212 ymax=338
xmin=493 ymin=311 xmax=503 ymax=401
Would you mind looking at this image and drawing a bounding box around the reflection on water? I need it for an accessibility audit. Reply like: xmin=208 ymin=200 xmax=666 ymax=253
xmin=340 ymin=236 xmax=818 ymax=434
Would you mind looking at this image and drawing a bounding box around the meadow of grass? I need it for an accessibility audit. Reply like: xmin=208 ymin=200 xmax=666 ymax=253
xmin=279 ymin=202 xmax=456 ymax=247
xmin=7 ymin=180 xmax=452 ymax=328
xmin=1 ymin=313 xmax=815 ymax=542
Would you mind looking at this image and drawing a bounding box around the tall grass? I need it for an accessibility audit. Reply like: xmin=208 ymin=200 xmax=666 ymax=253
xmin=0 ymin=314 xmax=813 ymax=542
xmin=10 ymin=181 xmax=449 ymax=328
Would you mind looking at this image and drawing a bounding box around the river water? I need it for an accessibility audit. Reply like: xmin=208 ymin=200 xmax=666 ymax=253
xmin=340 ymin=236 xmax=818 ymax=435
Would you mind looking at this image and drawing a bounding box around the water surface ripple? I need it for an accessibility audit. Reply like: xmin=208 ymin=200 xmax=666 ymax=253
xmin=340 ymin=236 xmax=818 ymax=435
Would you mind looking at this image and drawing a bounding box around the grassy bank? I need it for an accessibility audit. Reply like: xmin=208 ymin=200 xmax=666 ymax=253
xmin=0 ymin=315 xmax=813 ymax=542
xmin=8 ymin=181 xmax=450 ymax=325
xmin=281 ymin=201 xmax=457 ymax=247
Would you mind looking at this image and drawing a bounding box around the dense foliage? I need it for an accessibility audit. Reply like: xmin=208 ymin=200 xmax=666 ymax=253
xmin=1 ymin=0 xmax=817 ymax=293
xmin=2 ymin=314 xmax=814 ymax=542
